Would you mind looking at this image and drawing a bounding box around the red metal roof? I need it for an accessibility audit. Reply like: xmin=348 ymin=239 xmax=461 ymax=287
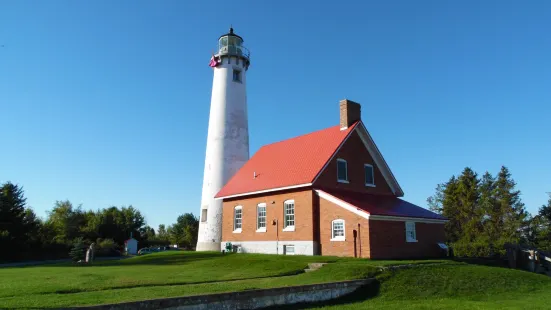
xmin=319 ymin=188 xmax=447 ymax=220
xmin=215 ymin=122 xmax=359 ymax=198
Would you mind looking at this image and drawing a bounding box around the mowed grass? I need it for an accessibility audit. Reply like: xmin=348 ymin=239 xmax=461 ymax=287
xmin=2 ymin=251 xmax=549 ymax=309
xmin=0 ymin=251 xmax=393 ymax=309
xmin=317 ymin=263 xmax=551 ymax=310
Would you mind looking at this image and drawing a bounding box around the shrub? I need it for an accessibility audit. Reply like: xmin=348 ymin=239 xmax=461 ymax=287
xmin=95 ymin=238 xmax=121 ymax=257
xmin=69 ymin=238 xmax=86 ymax=262
xmin=452 ymin=239 xmax=493 ymax=258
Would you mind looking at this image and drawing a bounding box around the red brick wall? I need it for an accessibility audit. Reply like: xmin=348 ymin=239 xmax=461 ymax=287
xmin=317 ymin=194 xmax=371 ymax=258
xmin=369 ymin=220 xmax=446 ymax=259
xmin=221 ymin=189 xmax=315 ymax=243
xmin=314 ymin=131 xmax=394 ymax=195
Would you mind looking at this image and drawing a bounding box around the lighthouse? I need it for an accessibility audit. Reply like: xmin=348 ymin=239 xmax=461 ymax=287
xmin=196 ymin=28 xmax=251 ymax=252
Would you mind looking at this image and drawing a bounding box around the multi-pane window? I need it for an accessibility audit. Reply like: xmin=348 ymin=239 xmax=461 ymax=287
xmin=337 ymin=159 xmax=348 ymax=182
xmin=331 ymin=219 xmax=345 ymax=241
xmin=284 ymin=245 xmax=295 ymax=255
xmin=234 ymin=206 xmax=242 ymax=231
xmin=364 ymin=164 xmax=375 ymax=186
xmin=257 ymin=203 xmax=266 ymax=230
xmin=405 ymin=221 xmax=417 ymax=242
xmin=284 ymin=200 xmax=295 ymax=228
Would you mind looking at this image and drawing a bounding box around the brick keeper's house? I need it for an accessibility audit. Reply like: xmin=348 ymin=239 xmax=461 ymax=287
xmin=215 ymin=99 xmax=448 ymax=259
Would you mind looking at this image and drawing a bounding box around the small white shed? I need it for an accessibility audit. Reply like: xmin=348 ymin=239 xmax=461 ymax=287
xmin=125 ymin=238 xmax=138 ymax=255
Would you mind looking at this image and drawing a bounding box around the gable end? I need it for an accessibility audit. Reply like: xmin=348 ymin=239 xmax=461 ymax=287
xmin=355 ymin=122 xmax=404 ymax=197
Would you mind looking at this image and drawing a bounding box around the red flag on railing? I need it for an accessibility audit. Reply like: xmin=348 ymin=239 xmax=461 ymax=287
xmin=209 ymin=54 xmax=220 ymax=67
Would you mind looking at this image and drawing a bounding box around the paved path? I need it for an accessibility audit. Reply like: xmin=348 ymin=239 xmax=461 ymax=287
xmin=0 ymin=256 xmax=127 ymax=268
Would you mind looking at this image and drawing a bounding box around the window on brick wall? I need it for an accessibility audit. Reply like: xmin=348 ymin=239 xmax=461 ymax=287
xmin=364 ymin=164 xmax=375 ymax=186
xmin=337 ymin=158 xmax=348 ymax=183
xmin=331 ymin=219 xmax=345 ymax=241
xmin=233 ymin=206 xmax=242 ymax=232
xmin=283 ymin=200 xmax=295 ymax=231
xmin=257 ymin=203 xmax=266 ymax=232
xmin=405 ymin=221 xmax=417 ymax=242
xmin=284 ymin=245 xmax=295 ymax=255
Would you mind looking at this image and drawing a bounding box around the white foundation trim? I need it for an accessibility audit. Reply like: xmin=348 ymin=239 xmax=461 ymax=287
xmin=315 ymin=189 xmax=370 ymax=220
xmin=215 ymin=183 xmax=312 ymax=200
xmin=221 ymin=240 xmax=317 ymax=255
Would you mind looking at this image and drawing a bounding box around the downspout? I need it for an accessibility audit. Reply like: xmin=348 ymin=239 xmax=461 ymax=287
xmin=276 ymin=218 xmax=279 ymax=254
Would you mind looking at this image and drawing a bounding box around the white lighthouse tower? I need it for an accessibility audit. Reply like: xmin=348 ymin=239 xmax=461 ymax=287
xmin=196 ymin=28 xmax=251 ymax=252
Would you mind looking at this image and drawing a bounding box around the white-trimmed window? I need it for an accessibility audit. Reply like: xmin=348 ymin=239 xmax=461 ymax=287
xmin=337 ymin=158 xmax=348 ymax=183
xmin=257 ymin=203 xmax=266 ymax=232
xmin=331 ymin=219 xmax=345 ymax=241
xmin=233 ymin=206 xmax=242 ymax=232
xmin=405 ymin=221 xmax=417 ymax=242
xmin=284 ymin=245 xmax=295 ymax=255
xmin=364 ymin=164 xmax=375 ymax=187
xmin=283 ymin=200 xmax=295 ymax=231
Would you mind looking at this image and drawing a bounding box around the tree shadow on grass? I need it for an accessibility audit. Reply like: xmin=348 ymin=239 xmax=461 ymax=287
xmin=261 ymin=280 xmax=381 ymax=310
xmin=46 ymin=252 xmax=223 ymax=268
xmin=451 ymin=257 xmax=510 ymax=269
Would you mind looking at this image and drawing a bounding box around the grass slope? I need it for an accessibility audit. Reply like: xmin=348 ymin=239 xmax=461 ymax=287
xmin=318 ymin=264 xmax=551 ymax=310
xmin=0 ymin=251 xmax=387 ymax=309
xmin=2 ymin=251 xmax=548 ymax=309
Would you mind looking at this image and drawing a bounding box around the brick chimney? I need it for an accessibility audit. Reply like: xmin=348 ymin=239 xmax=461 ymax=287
xmin=339 ymin=99 xmax=361 ymax=130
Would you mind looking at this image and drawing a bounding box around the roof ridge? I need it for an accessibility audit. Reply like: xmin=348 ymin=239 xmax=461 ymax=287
xmin=259 ymin=123 xmax=342 ymax=148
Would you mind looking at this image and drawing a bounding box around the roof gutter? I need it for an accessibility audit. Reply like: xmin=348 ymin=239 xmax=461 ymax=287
xmin=214 ymin=183 xmax=313 ymax=200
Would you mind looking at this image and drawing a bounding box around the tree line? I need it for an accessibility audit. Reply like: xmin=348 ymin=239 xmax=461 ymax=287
xmin=428 ymin=166 xmax=551 ymax=257
xmin=0 ymin=181 xmax=199 ymax=263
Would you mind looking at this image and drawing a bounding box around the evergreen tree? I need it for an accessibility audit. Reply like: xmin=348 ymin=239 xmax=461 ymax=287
xmin=69 ymin=238 xmax=86 ymax=262
xmin=533 ymin=195 xmax=551 ymax=251
xmin=427 ymin=183 xmax=445 ymax=214
xmin=539 ymin=194 xmax=551 ymax=222
xmin=479 ymin=171 xmax=498 ymax=250
xmin=492 ymin=166 xmax=527 ymax=254
xmin=427 ymin=166 xmax=528 ymax=257
xmin=0 ymin=182 xmax=37 ymax=261
xmin=440 ymin=176 xmax=461 ymax=242
xmin=456 ymin=168 xmax=481 ymax=240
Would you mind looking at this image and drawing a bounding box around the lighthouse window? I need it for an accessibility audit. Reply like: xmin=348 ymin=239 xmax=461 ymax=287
xmin=201 ymin=209 xmax=207 ymax=222
xmin=233 ymin=69 xmax=242 ymax=82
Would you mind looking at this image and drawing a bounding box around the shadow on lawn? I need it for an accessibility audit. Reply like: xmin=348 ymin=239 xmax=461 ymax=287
xmin=452 ymin=257 xmax=510 ymax=269
xmin=50 ymin=271 xmax=305 ymax=295
xmin=47 ymin=252 xmax=223 ymax=267
xmin=262 ymin=280 xmax=381 ymax=310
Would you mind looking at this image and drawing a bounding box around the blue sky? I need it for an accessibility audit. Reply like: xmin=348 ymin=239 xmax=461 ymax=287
xmin=1 ymin=1 xmax=550 ymax=229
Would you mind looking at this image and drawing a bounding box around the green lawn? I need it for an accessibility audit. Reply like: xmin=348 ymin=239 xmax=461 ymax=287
xmin=316 ymin=263 xmax=551 ymax=310
xmin=0 ymin=251 xmax=386 ymax=309
xmin=0 ymin=251 xmax=549 ymax=309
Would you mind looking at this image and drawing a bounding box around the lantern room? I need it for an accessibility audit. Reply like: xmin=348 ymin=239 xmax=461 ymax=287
xmin=217 ymin=27 xmax=250 ymax=67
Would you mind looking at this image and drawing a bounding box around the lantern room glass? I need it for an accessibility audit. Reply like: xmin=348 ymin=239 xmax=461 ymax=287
xmin=218 ymin=35 xmax=249 ymax=59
